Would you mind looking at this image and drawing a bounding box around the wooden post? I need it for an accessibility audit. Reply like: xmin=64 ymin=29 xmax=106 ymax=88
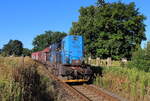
xmin=107 ymin=57 xmax=112 ymax=67
xmin=88 ymin=57 xmax=91 ymax=64
xmin=96 ymin=58 xmax=100 ymax=66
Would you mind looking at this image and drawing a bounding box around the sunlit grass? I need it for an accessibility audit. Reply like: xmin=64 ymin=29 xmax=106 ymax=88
xmin=0 ymin=57 xmax=56 ymax=101
xmin=93 ymin=66 xmax=150 ymax=101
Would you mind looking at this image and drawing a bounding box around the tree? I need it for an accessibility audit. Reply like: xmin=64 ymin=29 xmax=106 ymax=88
xmin=128 ymin=41 xmax=150 ymax=72
xmin=22 ymin=48 xmax=31 ymax=56
xmin=2 ymin=40 xmax=23 ymax=56
xmin=70 ymin=2 xmax=146 ymax=59
xmin=145 ymin=41 xmax=150 ymax=62
xmin=0 ymin=49 xmax=2 ymax=54
xmin=32 ymin=31 xmax=67 ymax=51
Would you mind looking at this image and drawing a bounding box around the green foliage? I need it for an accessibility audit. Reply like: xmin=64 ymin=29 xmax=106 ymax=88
xmin=2 ymin=40 xmax=23 ymax=56
xmin=128 ymin=41 xmax=150 ymax=72
xmin=32 ymin=30 xmax=67 ymax=51
xmin=0 ymin=49 xmax=2 ymax=54
xmin=70 ymin=2 xmax=146 ymax=59
xmin=22 ymin=48 xmax=31 ymax=56
xmin=93 ymin=66 xmax=150 ymax=100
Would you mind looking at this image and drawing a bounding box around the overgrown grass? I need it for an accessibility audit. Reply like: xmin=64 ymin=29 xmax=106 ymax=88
xmin=93 ymin=66 xmax=150 ymax=101
xmin=0 ymin=57 xmax=57 ymax=101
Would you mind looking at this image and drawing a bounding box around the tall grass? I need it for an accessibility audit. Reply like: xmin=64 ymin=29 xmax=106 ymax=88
xmin=93 ymin=66 xmax=150 ymax=101
xmin=0 ymin=57 xmax=56 ymax=101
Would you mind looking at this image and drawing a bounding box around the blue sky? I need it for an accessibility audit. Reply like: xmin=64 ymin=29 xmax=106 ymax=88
xmin=0 ymin=0 xmax=149 ymax=49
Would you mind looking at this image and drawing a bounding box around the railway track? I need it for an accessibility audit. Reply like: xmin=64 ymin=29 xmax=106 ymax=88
xmin=41 ymin=64 xmax=123 ymax=101
xmin=72 ymin=84 xmax=121 ymax=101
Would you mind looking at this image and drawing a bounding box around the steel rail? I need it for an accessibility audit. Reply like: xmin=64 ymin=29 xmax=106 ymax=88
xmin=83 ymin=84 xmax=120 ymax=101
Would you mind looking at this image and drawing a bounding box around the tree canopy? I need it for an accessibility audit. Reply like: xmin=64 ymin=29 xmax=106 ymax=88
xmin=0 ymin=49 xmax=2 ymax=54
xmin=70 ymin=2 xmax=146 ymax=59
xmin=32 ymin=31 xmax=67 ymax=51
xmin=2 ymin=40 xmax=23 ymax=56
xmin=22 ymin=48 xmax=31 ymax=56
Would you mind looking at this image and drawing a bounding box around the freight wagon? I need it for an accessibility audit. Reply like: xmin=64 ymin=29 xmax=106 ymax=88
xmin=31 ymin=47 xmax=50 ymax=63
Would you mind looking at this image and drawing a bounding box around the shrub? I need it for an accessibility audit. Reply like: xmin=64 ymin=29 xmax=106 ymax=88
xmin=128 ymin=42 xmax=150 ymax=72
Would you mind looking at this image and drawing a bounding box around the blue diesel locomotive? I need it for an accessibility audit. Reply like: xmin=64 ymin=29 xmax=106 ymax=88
xmin=49 ymin=35 xmax=92 ymax=82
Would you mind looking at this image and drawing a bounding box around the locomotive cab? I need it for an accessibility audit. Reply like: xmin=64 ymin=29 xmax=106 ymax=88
xmin=61 ymin=35 xmax=84 ymax=66
xmin=49 ymin=35 xmax=92 ymax=82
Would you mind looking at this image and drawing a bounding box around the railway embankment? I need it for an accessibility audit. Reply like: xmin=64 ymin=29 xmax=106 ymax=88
xmin=0 ymin=57 xmax=60 ymax=101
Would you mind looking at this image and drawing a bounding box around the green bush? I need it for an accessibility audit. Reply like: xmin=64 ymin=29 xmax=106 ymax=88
xmin=128 ymin=42 xmax=150 ymax=72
